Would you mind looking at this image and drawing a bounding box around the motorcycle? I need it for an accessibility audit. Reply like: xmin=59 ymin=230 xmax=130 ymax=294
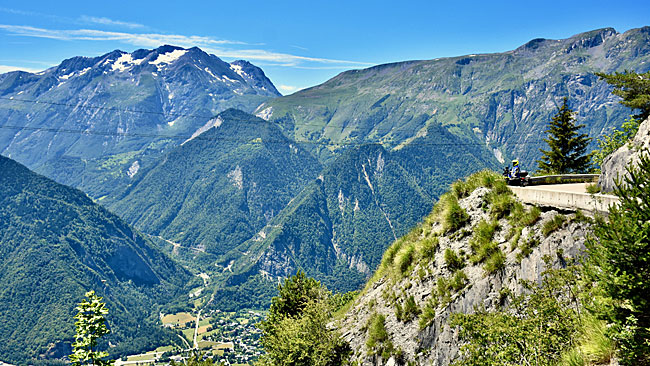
xmin=503 ymin=166 xmax=530 ymax=187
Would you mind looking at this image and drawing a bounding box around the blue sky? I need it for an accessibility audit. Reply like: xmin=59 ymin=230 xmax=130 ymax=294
xmin=1 ymin=1 xmax=649 ymax=94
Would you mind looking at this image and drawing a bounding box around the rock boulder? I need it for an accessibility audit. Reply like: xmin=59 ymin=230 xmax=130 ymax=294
xmin=599 ymin=117 xmax=650 ymax=192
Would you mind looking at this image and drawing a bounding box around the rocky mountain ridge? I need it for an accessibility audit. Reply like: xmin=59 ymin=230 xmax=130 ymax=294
xmin=258 ymin=27 xmax=650 ymax=166
xmin=0 ymin=45 xmax=280 ymax=198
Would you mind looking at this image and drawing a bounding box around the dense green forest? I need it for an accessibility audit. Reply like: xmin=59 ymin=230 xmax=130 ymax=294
xmin=0 ymin=156 xmax=191 ymax=364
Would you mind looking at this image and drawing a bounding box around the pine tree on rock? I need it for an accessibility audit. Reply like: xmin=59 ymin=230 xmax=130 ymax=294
xmin=537 ymin=97 xmax=591 ymax=174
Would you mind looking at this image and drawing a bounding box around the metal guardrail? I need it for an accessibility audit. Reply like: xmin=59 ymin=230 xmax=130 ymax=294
xmin=528 ymin=174 xmax=599 ymax=185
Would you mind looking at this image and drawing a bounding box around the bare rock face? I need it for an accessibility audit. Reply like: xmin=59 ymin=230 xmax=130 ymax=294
xmin=336 ymin=186 xmax=591 ymax=366
xmin=599 ymin=117 xmax=650 ymax=192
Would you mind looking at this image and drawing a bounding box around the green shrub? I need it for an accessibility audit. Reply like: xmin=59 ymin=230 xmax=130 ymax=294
xmin=519 ymin=206 xmax=541 ymax=227
xmin=418 ymin=237 xmax=438 ymax=261
xmin=470 ymin=219 xmax=498 ymax=253
xmin=586 ymin=183 xmax=601 ymax=194
xmin=449 ymin=270 xmax=469 ymax=292
xmin=396 ymin=295 xmax=420 ymax=322
xmin=380 ymin=239 xmax=404 ymax=270
xmin=542 ymin=214 xmax=566 ymax=236
xmin=488 ymin=191 xmax=517 ymax=219
xmin=444 ymin=248 xmax=465 ymax=270
xmin=517 ymin=236 xmax=540 ymax=262
xmin=561 ymin=348 xmax=585 ymax=366
xmin=396 ymin=244 xmax=416 ymax=274
xmin=366 ymin=313 xmax=394 ymax=358
xmin=436 ymin=277 xmax=451 ymax=303
xmin=483 ymin=248 xmax=506 ymax=274
xmin=419 ymin=297 xmax=437 ymax=330
xmin=443 ymin=199 xmax=469 ymax=233
xmin=453 ymin=169 xmax=503 ymax=197
xmin=579 ymin=315 xmax=615 ymax=364
xmin=452 ymin=179 xmax=471 ymax=199
xmin=470 ymin=241 xmax=498 ymax=265
xmin=571 ymin=209 xmax=593 ymax=224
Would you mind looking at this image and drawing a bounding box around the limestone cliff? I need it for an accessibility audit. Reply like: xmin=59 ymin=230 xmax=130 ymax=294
xmin=334 ymin=175 xmax=592 ymax=366
xmin=599 ymin=116 xmax=650 ymax=192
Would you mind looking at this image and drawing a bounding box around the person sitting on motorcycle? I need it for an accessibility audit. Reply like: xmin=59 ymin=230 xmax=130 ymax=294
xmin=509 ymin=160 xmax=521 ymax=179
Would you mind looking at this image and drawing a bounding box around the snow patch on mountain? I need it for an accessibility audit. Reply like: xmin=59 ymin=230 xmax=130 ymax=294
xmin=223 ymin=75 xmax=238 ymax=84
xmin=256 ymin=106 xmax=273 ymax=121
xmin=112 ymin=53 xmax=144 ymax=72
xmin=150 ymin=49 xmax=188 ymax=66
xmin=230 ymin=63 xmax=248 ymax=79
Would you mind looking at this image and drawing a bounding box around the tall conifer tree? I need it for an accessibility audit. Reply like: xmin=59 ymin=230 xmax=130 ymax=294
xmin=69 ymin=291 xmax=113 ymax=366
xmin=537 ymin=97 xmax=591 ymax=174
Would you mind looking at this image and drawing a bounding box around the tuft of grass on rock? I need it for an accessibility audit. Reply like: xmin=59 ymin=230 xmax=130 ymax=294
xmin=366 ymin=313 xmax=394 ymax=359
xmin=483 ymin=248 xmax=506 ymax=274
xmin=542 ymin=214 xmax=566 ymax=237
xmin=444 ymin=248 xmax=465 ymax=271
xmin=442 ymin=198 xmax=469 ymax=233
xmin=586 ymin=183 xmax=601 ymax=194
xmin=396 ymin=244 xmax=416 ymax=275
xmin=418 ymin=237 xmax=439 ymax=262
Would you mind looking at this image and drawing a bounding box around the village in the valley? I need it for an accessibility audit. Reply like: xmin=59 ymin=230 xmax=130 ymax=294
xmin=115 ymin=309 xmax=264 ymax=366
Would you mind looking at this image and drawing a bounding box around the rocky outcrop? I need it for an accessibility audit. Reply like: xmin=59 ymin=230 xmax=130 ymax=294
xmin=599 ymin=117 xmax=650 ymax=192
xmin=336 ymin=185 xmax=591 ymax=366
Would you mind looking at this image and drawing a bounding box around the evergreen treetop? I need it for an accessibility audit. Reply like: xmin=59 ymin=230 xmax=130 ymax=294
xmin=596 ymin=70 xmax=650 ymax=121
xmin=69 ymin=290 xmax=113 ymax=366
xmin=537 ymin=97 xmax=592 ymax=174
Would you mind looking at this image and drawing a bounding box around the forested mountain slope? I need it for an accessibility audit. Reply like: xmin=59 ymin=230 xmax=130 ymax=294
xmin=106 ymin=109 xmax=323 ymax=255
xmin=212 ymin=122 xmax=500 ymax=309
xmin=0 ymin=156 xmax=190 ymax=364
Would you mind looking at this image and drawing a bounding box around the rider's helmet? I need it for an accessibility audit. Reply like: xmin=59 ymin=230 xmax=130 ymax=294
xmin=512 ymin=159 xmax=519 ymax=167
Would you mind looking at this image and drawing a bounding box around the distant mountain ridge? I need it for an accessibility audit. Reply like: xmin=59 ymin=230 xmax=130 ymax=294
xmin=0 ymin=45 xmax=280 ymax=199
xmin=257 ymin=27 xmax=650 ymax=167
xmin=0 ymin=156 xmax=190 ymax=364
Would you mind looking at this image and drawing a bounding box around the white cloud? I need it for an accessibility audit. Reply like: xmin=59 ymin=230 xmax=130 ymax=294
xmin=0 ymin=64 xmax=43 ymax=73
xmin=0 ymin=24 xmax=373 ymax=68
xmin=79 ymin=16 xmax=145 ymax=29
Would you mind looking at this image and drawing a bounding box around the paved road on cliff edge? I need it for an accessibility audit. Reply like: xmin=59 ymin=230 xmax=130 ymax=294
xmin=509 ymin=183 xmax=619 ymax=213
xmin=527 ymin=183 xmax=591 ymax=193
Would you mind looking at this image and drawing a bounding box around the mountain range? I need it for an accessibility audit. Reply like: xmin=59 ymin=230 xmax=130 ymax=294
xmin=0 ymin=45 xmax=280 ymax=199
xmin=257 ymin=27 xmax=650 ymax=167
xmin=105 ymin=109 xmax=322 ymax=256
xmin=1 ymin=26 xmax=650 ymax=362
